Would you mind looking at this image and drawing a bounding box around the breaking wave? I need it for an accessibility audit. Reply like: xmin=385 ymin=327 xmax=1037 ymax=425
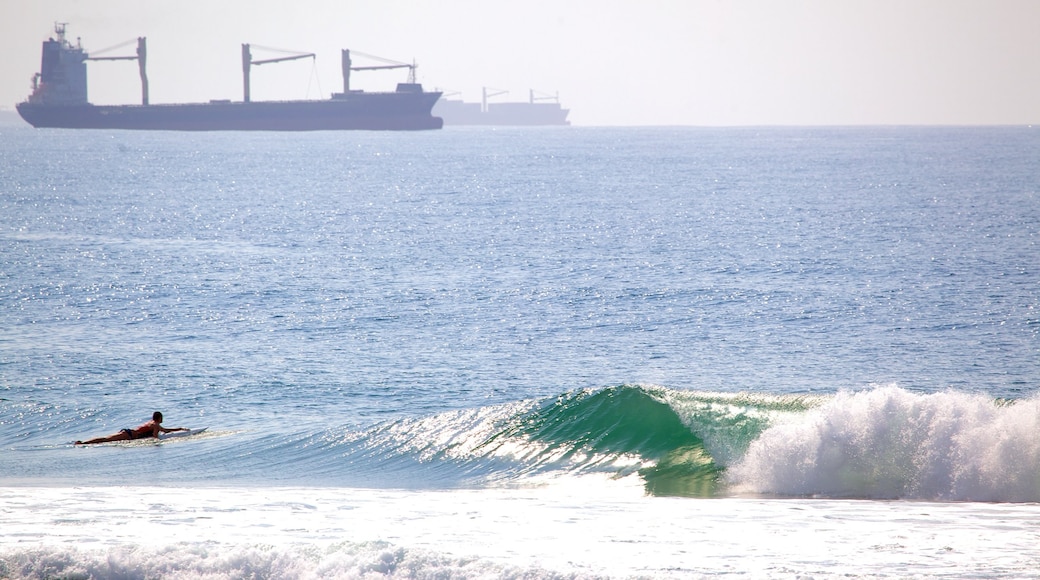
xmin=329 ymin=384 xmax=1040 ymax=501
xmin=311 ymin=385 xmax=811 ymax=497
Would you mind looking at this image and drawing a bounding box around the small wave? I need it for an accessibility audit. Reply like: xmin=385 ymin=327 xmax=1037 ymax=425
xmin=728 ymin=385 xmax=1040 ymax=501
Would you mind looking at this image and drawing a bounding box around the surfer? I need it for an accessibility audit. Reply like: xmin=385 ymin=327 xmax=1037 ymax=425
xmin=74 ymin=411 xmax=187 ymax=445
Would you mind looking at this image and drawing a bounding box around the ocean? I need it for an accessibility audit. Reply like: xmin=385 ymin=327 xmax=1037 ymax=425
xmin=0 ymin=125 xmax=1038 ymax=578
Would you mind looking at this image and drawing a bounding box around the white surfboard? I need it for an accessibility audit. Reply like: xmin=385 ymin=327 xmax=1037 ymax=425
xmin=159 ymin=427 xmax=207 ymax=439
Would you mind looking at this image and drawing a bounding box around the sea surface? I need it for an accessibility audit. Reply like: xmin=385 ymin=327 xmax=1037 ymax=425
xmin=1 ymin=125 xmax=1038 ymax=578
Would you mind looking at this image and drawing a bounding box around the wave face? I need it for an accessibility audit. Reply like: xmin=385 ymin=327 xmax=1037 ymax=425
xmin=298 ymin=385 xmax=814 ymax=497
xmin=477 ymin=385 xmax=761 ymax=496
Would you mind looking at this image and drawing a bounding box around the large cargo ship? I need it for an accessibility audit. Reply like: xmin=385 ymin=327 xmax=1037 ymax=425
xmin=16 ymin=24 xmax=442 ymax=131
xmin=432 ymin=87 xmax=569 ymax=126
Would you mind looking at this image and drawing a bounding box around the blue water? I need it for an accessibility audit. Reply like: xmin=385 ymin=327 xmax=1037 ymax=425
xmin=1 ymin=125 xmax=1039 ymax=577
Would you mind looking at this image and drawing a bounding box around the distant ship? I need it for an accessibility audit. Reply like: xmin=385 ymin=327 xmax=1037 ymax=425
xmin=16 ymin=24 xmax=442 ymax=131
xmin=433 ymin=87 xmax=569 ymax=126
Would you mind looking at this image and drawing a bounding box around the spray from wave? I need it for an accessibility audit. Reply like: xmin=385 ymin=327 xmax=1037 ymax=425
xmin=727 ymin=385 xmax=1040 ymax=501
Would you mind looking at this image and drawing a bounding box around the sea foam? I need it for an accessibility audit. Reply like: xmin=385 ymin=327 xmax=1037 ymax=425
xmin=0 ymin=542 xmax=567 ymax=580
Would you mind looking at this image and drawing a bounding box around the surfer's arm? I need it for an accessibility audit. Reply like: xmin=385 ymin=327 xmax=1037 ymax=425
xmin=159 ymin=426 xmax=187 ymax=434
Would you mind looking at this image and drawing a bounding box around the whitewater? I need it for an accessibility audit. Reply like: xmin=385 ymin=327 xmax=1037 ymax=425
xmin=1 ymin=125 xmax=1038 ymax=578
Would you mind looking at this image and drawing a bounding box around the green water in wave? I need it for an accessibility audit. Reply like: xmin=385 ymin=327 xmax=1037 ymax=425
xmin=482 ymin=386 xmax=718 ymax=495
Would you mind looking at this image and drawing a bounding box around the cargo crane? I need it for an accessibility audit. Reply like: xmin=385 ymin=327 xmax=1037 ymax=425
xmin=481 ymin=87 xmax=508 ymax=113
xmin=529 ymin=89 xmax=561 ymax=105
xmin=241 ymin=44 xmax=315 ymax=102
xmin=341 ymin=50 xmax=419 ymax=93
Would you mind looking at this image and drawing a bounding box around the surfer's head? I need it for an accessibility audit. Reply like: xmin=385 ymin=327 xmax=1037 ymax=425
xmin=153 ymin=411 xmax=163 ymax=423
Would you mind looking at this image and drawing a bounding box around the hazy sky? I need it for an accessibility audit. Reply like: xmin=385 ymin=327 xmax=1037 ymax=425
xmin=2 ymin=0 xmax=1038 ymax=125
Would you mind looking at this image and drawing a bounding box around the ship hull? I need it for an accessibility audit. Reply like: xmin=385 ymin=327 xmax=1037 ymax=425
xmin=16 ymin=93 xmax=443 ymax=131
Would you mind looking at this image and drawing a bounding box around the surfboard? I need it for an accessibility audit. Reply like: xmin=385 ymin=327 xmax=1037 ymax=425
xmin=159 ymin=427 xmax=207 ymax=440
